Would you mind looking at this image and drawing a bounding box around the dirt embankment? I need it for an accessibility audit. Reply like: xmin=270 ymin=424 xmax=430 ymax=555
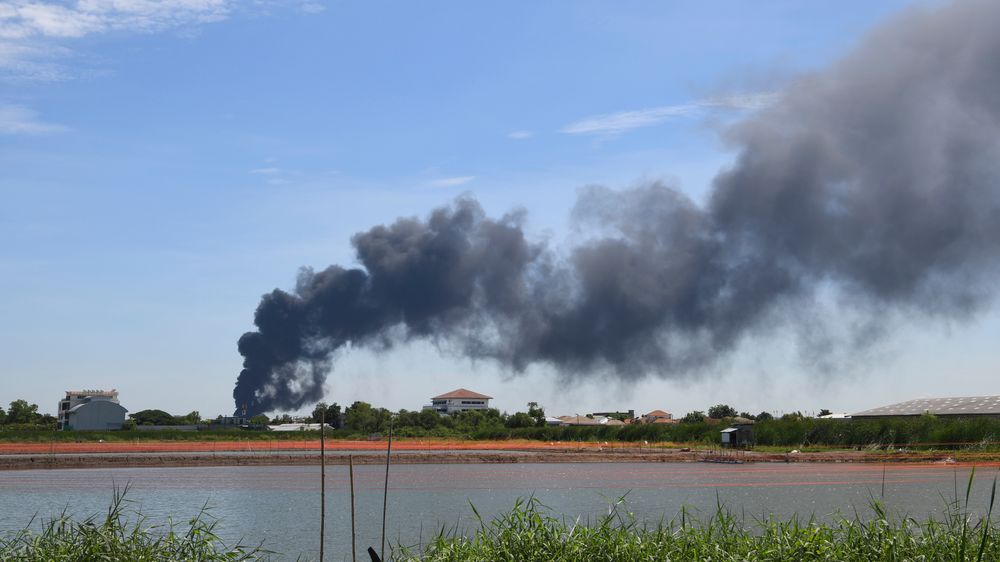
xmin=0 ymin=438 xmax=604 ymax=455
xmin=1 ymin=440 xmax=997 ymax=471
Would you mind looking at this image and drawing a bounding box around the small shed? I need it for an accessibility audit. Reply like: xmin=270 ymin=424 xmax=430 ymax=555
xmin=720 ymin=423 xmax=754 ymax=448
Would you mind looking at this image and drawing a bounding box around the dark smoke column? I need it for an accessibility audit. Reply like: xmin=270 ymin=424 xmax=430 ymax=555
xmin=236 ymin=0 xmax=1000 ymax=415
xmin=234 ymin=200 xmax=538 ymax=416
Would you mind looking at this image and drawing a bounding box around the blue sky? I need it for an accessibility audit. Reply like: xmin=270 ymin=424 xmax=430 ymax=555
xmin=6 ymin=0 xmax=995 ymax=419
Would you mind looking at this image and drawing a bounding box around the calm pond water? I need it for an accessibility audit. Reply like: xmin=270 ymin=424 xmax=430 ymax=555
xmin=0 ymin=462 xmax=996 ymax=561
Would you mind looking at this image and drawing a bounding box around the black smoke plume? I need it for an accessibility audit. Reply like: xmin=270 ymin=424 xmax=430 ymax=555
xmin=235 ymin=0 xmax=1000 ymax=415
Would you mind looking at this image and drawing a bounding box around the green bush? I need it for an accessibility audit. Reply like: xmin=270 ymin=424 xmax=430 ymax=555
xmin=0 ymin=486 xmax=270 ymax=561
xmin=398 ymin=474 xmax=1000 ymax=561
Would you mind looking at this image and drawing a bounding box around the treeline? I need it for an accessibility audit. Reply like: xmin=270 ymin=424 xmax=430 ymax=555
xmin=260 ymin=401 xmax=547 ymax=436
xmin=505 ymin=415 xmax=1000 ymax=448
xmin=0 ymin=400 xmax=57 ymax=430
xmin=8 ymin=395 xmax=1000 ymax=449
xmin=298 ymin=402 xmax=1000 ymax=448
xmin=127 ymin=409 xmax=204 ymax=427
xmin=284 ymin=401 xmax=543 ymax=437
xmin=750 ymin=414 xmax=1000 ymax=448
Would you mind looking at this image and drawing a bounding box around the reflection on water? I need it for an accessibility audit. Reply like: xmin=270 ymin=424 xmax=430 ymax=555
xmin=0 ymin=462 xmax=994 ymax=561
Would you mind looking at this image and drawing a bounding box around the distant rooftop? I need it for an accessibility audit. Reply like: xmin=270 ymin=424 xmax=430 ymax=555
xmin=558 ymin=415 xmax=602 ymax=426
xmin=65 ymin=389 xmax=117 ymax=396
xmin=853 ymin=395 xmax=1000 ymax=417
xmin=432 ymin=388 xmax=492 ymax=400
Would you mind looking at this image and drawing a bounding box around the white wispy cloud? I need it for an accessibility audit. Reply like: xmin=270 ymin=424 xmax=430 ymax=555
xmin=561 ymin=92 xmax=777 ymax=136
xmin=507 ymin=130 xmax=533 ymax=140
xmin=0 ymin=41 xmax=75 ymax=80
xmin=429 ymin=176 xmax=475 ymax=187
xmin=0 ymin=103 xmax=66 ymax=134
xmin=0 ymin=1 xmax=324 ymax=79
xmin=250 ymin=167 xmax=281 ymax=175
xmin=0 ymin=1 xmax=232 ymax=41
xmin=297 ymin=1 xmax=325 ymax=14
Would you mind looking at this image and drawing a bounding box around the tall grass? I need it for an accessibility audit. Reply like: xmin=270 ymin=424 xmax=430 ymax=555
xmin=0 ymin=485 xmax=271 ymax=561
xmin=398 ymin=474 xmax=1000 ymax=562
xmin=505 ymin=416 xmax=1000 ymax=449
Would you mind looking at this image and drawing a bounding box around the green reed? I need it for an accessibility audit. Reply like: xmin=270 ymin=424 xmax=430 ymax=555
xmin=2 ymin=473 xmax=996 ymax=561
xmin=0 ymin=484 xmax=270 ymax=561
xmin=398 ymin=471 xmax=999 ymax=562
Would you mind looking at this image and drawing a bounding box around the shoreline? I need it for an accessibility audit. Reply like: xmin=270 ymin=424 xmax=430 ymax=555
xmin=2 ymin=441 xmax=998 ymax=471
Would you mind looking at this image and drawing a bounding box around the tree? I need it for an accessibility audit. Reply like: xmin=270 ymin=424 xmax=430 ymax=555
xmin=504 ymin=412 xmax=535 ymax=429
xmin=451 ymin=408 xmax=503 ymax=434
xmin=756 ymin=411 xmax=774 ymax=422
xmin=130 ymin=409 xmax=176 ymax=426
xmin=249 ymin=414 xmax=271 ymax=425
xmin=818 ymin=409 xmax=832 ymax=417
xmin=311 ymin=402 xmax=342 ymax=427
xmin=681 ymin=410 xmax=706 ymax=423
xmin=327 ymin=403 xmax=342 ymax=428
xmin=707 ymin=404 xmax=738 ymax=419
xmin=7 ymin=399 xmax=40 ymax=425
xmin=311 ymin=402 xmax=329 ymax=424
xmin=527 ymin=402 xmax=546 ymax=427
xmin=417 ymin=408 xmax=440 ymax=429
xmin=177 ymin=411 xmax=201 ymax=425
xmin=0 ymin=405 xmax=6 ymax=425
xmin=738 ymin=412 xmax=757 ymax=420
xmin=345 ymin=401 xmax=385 ymax=433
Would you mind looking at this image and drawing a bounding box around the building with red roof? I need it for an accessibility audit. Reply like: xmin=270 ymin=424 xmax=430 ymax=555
xmin=641 ymin=410 xmax=676 ymax=424
xmin=424 ymin=388 xmax=493 ymax=414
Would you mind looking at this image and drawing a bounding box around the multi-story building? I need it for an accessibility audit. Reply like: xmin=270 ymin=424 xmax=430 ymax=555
xmin=641 ymin=409 xmax=676 ymax=424
xmin=424 ymin=388 xmax=492 ymax=415
xmin=57 ymin=389 xmax=127 ymax=431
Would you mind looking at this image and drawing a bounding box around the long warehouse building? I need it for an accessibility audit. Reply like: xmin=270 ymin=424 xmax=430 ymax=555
xmin=852 ymin=395 xmax=1000 ymax=420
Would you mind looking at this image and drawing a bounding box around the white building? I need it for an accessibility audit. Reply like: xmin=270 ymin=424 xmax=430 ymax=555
xmin=269 ymin=423 xmax=334 ymax=432
xmin=556 ymin=415 xmax=626 ymax=426
xmin=424 ymin=388 xmax=492 ymax=414
xmin=58 ymin=389 xmax=127 ymax=431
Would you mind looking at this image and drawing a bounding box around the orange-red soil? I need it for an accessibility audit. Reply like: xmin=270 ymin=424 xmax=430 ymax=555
xmin=2 ymin=439 xmax=998 ymax=471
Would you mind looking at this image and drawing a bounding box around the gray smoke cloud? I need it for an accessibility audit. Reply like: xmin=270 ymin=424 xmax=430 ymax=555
xmin=235 ymin=0 xmax=1000 ymax=415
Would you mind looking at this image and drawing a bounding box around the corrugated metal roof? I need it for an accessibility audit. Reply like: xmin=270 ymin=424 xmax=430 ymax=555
xmin=852 ymin=395 xmax=1000 ymax=417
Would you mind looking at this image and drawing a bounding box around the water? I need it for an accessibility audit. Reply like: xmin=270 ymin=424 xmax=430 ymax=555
xmin=0 ymin=462 xmax=995 ymax=560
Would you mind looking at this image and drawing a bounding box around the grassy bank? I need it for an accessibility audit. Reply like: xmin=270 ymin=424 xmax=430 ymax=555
xmin=403 ymin=478 xmax=1000 ymax=562
xmin=501 ymin=416 xmax=1000 ymax=450
xmin=0 ymin=486 xmax=267 ymax=561
xmin=401 ymin=498 xmax=1000 ymax=561
xmin=2 ymin=475 xmax=998 ymax=561
xmin=3 ymin=415 xmax=1000 ymax=451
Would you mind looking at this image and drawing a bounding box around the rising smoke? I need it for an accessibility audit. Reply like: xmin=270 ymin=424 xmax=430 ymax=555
xmin=235 ymin=0 xmax=1000 ymax=415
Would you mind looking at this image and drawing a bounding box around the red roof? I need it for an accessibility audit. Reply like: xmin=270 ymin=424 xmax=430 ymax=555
xmin=645 ymin=410 xmax=672 ymax=417
xmin=432 ymin=388 xmax=493 ymax=400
